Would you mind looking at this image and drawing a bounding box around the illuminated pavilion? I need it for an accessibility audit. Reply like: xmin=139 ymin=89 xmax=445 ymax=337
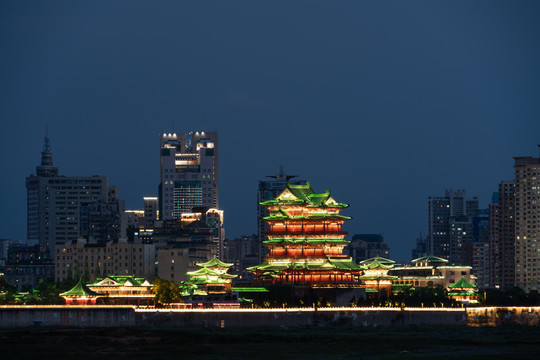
xmin=60 ymin=278 xmax=100 ymax=305
xmin=87 ymin=275 xmax=154 ymax=306
xmin=181 ymin=256 xmax=239 ymax=308
xmin=447 ymin=276 xmax=478 ymax=304
xmin=248 ymin=182 xmax=363 ymax=286
xmin=359 ymin=258 xmax=397 ymax=297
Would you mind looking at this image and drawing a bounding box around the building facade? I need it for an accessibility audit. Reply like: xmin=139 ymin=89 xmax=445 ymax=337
xmin=514 ymin=148 xmax=540 ymax=292
xmin=26 ymin=134 xmax=114 ymax=255
xmin=346 ymin=234 xmax=390 ymax=263
xmin=159 ymin=132 xmax=218 ymax=221
xmin=223 ymin=234 xmax=259 ymax=282
xmin=427 ymin=189 xmax=478 ymax=264
xmin=489 ymin=182 xmax=516 ymax=289
xmin=55 ymin=237 xmax=155 ymax=283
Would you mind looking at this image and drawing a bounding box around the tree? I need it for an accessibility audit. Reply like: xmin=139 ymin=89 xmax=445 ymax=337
xmin=153 ymin=277 xmax=182 ymax=306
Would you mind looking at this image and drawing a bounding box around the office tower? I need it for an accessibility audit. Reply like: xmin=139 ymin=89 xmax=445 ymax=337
xmin=489 ymin=182 xmax=515 ymax=289
xmin=159 ymin=131 xmax=218 ymax=221
xmin=257 ymin=167 xmax=304 ymax=262
xmin=143 ymin=197 xmax=158 ymax=229
xmin=411 ymin=232 xmax=428 ymax=260
xmin=55 ymin=237 xmax=155 ymax=283
xmin=347 ymin=234 xmax=390 ymax=263
xmin=26 ymin=134 xmax=113 ymax=255
xmin=469 ymin=209 xmax=490 ymax=289
xmin=427 ymin=189 xmax=478 ymax=264
xmin=514 ymin=147 xmax=540 ymax=292
xmin=224 ymin=234 xmax=259 ymax=281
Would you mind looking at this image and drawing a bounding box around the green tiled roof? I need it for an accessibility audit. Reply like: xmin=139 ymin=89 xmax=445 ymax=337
xmin=186 ymin=267 xmax=221 ymax=276
xmin=263 ymin=213 xmax=351 ymax=221
xmin=359 ymin=256 xmax=396 ymax=265
xmin=359 ymin=274 xmax=398 ymax=280
xmin=448 ymin=276 xmax=477 ymax=289
xmin=88 ymin=275 xmax=149 ymax=287
xmin=448 ymin=292 xmax=477 ymax=296
xmin=60 ymin=279 xmax=99 ymax=297
xmin=263 ymin=238 xmax=349 ymax=245
xmin=248 ymin=257 xmax=363 ymax=273
xmin=411 ymin=255 xmax=449 ymax=264
xmin=195 ymin=255 xmax=234 ymax=268
xmin=364 ymin=259 xmax=394 ymax=270
xmin=231 ymin=287 xmax=269 ymax=292
xmin=260 ymin=182 xmax=348 ymax=208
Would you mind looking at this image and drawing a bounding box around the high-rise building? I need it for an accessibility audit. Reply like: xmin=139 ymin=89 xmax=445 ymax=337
xmin=257 ymin=167 xmax=305 ymax=262
xmin=514 ymin=147 xmax=540 ymax=292
xmin=143 ymin=197 xmax=158 ymax=229
xmin=346 ymin=234 xmax=390 ymax=263
xmin=489 ymin=182 xmax=515 ymax=289
xmin=159 ymin=132 xmax=218 ymax=221
xmin=26 ymin=134 xmax=114 ymax=255
xmin=469 ymin=209 xmax=490 ymax=289
xmin=411 ymin=232 xmax=428 ymax=260
xmin=427 ymin=189 xmax=478 ymax=264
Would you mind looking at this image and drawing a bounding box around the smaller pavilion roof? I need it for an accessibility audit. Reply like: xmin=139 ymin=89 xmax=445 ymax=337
xmin=363 ymin=259 xmax=394 ymax=270
xmin=60 ymin=279 xmax=99 ymax=297
xmin=448 ymin=276 xmax=477 ymax=289
xmin=411 ymin=255 xmax=449 ymax=264
xmin=359 ymin=256 xmax=396 ymax=265
xmin=196 ymin=255 xmax=234 ymax=268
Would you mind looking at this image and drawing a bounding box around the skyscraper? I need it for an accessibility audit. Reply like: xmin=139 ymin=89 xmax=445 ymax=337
xmin=159 ymin=131 xmax=218 ymax=221
xmin=427 ymin=189 xmax=478 ymax=264
xmin=489 ymin=181 xmax=515 ymax=289
xmin=514 ymin=147 xmax=540 ymax=292
xmin=26 ymin=133 xmax=113 ymax=255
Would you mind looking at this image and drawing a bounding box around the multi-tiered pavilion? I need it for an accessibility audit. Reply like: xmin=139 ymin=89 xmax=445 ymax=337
xmin=249 ymin=182 xmax=362 ymax=286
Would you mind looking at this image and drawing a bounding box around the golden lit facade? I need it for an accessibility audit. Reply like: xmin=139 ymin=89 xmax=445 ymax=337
xmin=248 ymin=182 xmax=362 ymax=285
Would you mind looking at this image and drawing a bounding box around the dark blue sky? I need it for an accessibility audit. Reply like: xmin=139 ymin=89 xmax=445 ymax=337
xmin=1 ymin=1 xmax=539 ymax=261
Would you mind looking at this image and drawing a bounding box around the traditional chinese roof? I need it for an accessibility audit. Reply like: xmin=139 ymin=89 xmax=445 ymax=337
xmin=186 ymin=267 xmax=221 ymax=277
xmin=248 ymin=258 xmax=363 ymax=273
xmin=60 ymin=279 xmax=99 ymax=297
xmin=195 ymin=255 xmax=234 ymax=268
xmin=263 ymin=212 xmax=351 ymax=221
xmin=448 ymin=276 xmax=477 ymax=289
xmin=231 ymin=287 xmax=270 ymax=292
xmin=88 ymin=275 xmax=151 ymax=287
xmin=260 ymin=182 xmax=348 ymax=208
xmin=263 ymin=237 xmax=349 ymax=245
xmin=363 ymin=259 xmax=394 ymax=270
xmin=359 ymin=256 xmax=396 ymax=265
xmin=411 ymin=255 xmax=449 ymax=264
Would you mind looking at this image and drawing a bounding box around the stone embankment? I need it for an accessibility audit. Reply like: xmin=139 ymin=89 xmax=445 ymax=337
xmin=2 ymin=306 xmax=539 ymax=328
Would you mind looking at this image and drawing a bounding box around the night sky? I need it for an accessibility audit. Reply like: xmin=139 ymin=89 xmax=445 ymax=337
xmin=1 ymin=1 xmax=540 ymax=262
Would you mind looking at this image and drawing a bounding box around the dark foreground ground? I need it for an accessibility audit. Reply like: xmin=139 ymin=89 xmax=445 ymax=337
xmin=2 ymin=325 xmax=540 ymax=360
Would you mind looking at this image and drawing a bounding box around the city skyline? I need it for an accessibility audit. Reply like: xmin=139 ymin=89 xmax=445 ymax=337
xmin=2 ymin=2 xmax=540 ymax=261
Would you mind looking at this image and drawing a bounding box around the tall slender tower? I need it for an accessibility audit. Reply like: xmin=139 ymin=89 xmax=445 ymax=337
xmin=514 ymin=146 xmax=540 ymax=292
xmin=489 ymin=181 xmax=515 ymax=289
xmin=159 ymin=131 xmax=218 ymax=221
xmin=427 ymin=189 xmax=478 ymax=264
xmin=26 ymin=132 xmax=110 ymax=255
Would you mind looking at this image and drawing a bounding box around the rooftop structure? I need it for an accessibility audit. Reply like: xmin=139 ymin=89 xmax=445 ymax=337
xmin=159 ymin=131 xmax=219 ymax=221
xmin=514 ymin=147 xmax=540 ymax=292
